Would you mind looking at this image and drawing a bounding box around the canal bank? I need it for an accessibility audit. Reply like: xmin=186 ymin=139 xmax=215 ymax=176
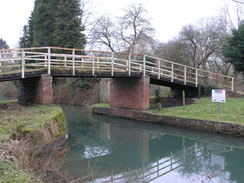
xmin=0 ymin=101 xmax=68 ymax=183
xmin=92 ymin=97 xmax=244 ymax=137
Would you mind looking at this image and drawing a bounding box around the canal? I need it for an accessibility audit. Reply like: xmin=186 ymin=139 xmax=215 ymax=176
xmin=60 ymin=106 xmax=244 ymax=183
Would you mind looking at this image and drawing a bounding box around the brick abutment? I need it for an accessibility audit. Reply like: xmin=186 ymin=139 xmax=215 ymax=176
xmin=18 ymin=74 xmax=53 ymax=105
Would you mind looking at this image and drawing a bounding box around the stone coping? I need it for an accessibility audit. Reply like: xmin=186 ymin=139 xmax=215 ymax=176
xmin=92 ymin=107 xmax=244 ymax=137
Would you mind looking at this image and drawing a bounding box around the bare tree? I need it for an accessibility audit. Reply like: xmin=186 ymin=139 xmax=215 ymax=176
xmin=178 ymin=18 xmax=226 ymax=70
xmin=90 ymin=4 xmax=155 ymax=54
xmin=231 ymin=0 xmax=244 ymax=5
xmin=118 ymin=4 xmax=155 ymax=53
xmin=222 ymin=0 xmax=244 ymax=28
xmin=154 ymin=40 xmax=189 ymax=66
xmin=79 ymin=0 xmax=103 ymax=49
xmin=154 ymin=16 xmax=235 ymax=77
xmin=90 ymin=16 xmax=118 ymax=52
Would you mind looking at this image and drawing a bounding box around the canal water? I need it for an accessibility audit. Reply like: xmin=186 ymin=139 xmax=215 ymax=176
xmin=60 ymin=106 xmax=244 ymax=183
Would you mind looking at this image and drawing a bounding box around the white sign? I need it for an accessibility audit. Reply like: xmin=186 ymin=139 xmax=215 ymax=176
xmin=212 ymin=89 xmax=226 ymax=103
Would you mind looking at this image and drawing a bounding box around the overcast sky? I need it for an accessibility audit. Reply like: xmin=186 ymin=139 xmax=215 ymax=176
xmin=0 ymin=0 xmax=235 ymax=48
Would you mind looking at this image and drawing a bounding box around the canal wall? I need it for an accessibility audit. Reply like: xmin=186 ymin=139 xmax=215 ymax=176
xmin=92 ymin=107 xmax=244 ymax=137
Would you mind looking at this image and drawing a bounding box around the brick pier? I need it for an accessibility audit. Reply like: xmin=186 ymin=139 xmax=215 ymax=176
xmin=18 ymin=74 xmax=53 ymax=105
xmin=110 ymin=76 xmax=150 ymax=110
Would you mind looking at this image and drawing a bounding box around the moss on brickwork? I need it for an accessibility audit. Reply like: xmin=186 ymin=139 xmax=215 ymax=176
xmin=52 ymin=110 xmax=67 ymax=138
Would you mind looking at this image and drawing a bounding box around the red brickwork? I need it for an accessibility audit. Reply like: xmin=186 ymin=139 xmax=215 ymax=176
xmin=18 ymin=74 xmax=53 ymax=105
xmin=36 ymin=74 xmax=53 ymax=104
xmin=110 ymin=76 xmax=150 ymax=110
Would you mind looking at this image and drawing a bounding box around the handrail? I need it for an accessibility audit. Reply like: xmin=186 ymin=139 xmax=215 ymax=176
xmin=0 ymin=47 xmax=234 ymax=91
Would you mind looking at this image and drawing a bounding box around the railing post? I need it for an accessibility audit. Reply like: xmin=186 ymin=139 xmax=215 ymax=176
xmin=111 ymin=171 xmax=114 ymax=183
xmin=143 ymin=55 xmax=146 ymax=76
xmin=184 ymin=66 xmax=187 ymax=85
xmin=21 ymin=50 xmax=25 ymax=78
xmin=142 ymin=164 xmax=145 ymax=180
xmin=111 ymin=52 xmax=114 ymax=76
xmin=195 ymin=69 xmax=198 ymax=87
xmin=128 ymin=53 xmax=131 ymax=76
xmin=44 ymin=55 xmax=47 ymax=66
xmin=182 ymin=138 xmax=186 ymax=164
xmin=158 ymin=59 xmax=161 ymax=79
xmin=157 ymin=157 xmax=159 ymax=176
xmin=231 ymin=77 xmax=234 ymax=91
xmin=48 ymin=48 xmax=51 ymax=74
xmin=72 ymin=49 xmax=75 ymax=76
xmin=81 ymin=57 xmax=84 ymax=68
xmin=171 ymin=63 xmax=174 ymax=82
xmin=170 ymin=152 xmax=173 ymax=169
xmin=64 ymin=56 xmax=67 ymax=67
xmin=96 ymin=58 xmax=99 ymax=70
xmin=92 ymin=52 xmax=95 ymax=75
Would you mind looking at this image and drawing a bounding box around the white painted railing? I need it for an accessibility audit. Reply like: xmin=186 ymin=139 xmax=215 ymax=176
xmin=0 ymin=47 xmax=234 ymax=91
xmin=93 ymin=145 xmax=204 ymax=183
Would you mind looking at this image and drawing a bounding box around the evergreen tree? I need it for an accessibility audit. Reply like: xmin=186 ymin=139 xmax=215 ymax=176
xmin=53 ymin=0 xmax=86 ymax=48
xmin=19 ymin=0 xmax=86 ymax=48
xmin=31 ymin=0 xmax=56 ymax=47
xmin=19 ymin=23 xmax=33 ymax=48
xmin=0 ymin=38 xmax=9 ymax=49
xmin=223 ymin=22 xmax=244 ymax=73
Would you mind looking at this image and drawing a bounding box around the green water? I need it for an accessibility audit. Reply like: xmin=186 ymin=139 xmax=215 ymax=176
xmin=60 ymin=106 xmax=244 ymax=183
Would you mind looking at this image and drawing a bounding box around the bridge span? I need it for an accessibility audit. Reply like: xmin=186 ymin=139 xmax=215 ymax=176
xmin=0 ymin=47 xmax=234 ymax=110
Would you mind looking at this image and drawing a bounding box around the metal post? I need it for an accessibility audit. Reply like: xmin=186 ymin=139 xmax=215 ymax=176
xmin=198 ymin=84 xmax=201 ymax=99
xmin=182 ymin=90 xmax=185 ymax=109
xmin=158 ymin=59 xmax=161 ymax=79
xmin=48 ymin=48 xmax=51 ymax=74
xmin=143 ymin=55 xmax=146 ymax=76
xmin=111 ymin=52 xmax=114 ymax=76
xmin=128 ymin=53 xmax=131 ymax=76
xmin=195 ymin=69 xmax=198 ymax=87
xmin=184 ymin=66 xmax=187 ymax=85
xmin=218 ymin=103 xmax=220 ymax=113
xmin=171 ymin=63 xmax=174 ymax=82
xmin=72 ymin=49 xmax=75 ymax=76
xmin=21 ymin=50 xmax=25 ymax=78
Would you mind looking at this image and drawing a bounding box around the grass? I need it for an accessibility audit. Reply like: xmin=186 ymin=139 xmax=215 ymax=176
xmin=0 ymin=99 xmax=17 ymax=104
xmin=91 ymin=103 xmax=110 ymax=108
xmin=0 ymin=104 xmax=64 ymax=137
xmin=148 ymin=97 xmax=244 ymax=124
xmin=0 ymin=157 xmax=37 ymax=183
xmin=0 ymin=100 xmax=65 ymax=183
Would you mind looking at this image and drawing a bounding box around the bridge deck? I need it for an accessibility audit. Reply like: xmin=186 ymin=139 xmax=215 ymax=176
xmin=0 ymin=68 xmax=197 ymax=90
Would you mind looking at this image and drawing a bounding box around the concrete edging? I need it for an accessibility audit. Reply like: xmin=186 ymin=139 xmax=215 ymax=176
xmin=92 ymin=107 xmax=244 ymax=137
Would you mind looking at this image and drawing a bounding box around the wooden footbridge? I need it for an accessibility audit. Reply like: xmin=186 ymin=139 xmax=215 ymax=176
xmin=0 ymin=47 xmax=234 ymax=110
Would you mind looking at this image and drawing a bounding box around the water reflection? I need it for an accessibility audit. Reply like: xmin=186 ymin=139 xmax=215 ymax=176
xmin=60 ymin=106 xmax=244 ymax=183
